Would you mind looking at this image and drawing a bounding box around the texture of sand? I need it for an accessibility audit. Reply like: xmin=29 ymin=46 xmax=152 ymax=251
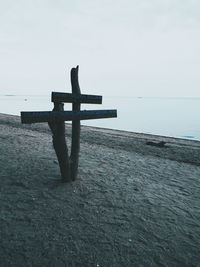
xmin=0 ymin=113 xmax=200 ymax=266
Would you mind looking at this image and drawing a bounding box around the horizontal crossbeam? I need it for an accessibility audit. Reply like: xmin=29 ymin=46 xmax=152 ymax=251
xmin=52 ymin=92 xmax=102 ymax=104
xmin=21 ymin=110 xmax=117 ymax=124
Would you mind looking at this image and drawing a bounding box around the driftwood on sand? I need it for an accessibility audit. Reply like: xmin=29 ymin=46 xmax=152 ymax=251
xmin=146 ymin=141 xmax=166 ymax=147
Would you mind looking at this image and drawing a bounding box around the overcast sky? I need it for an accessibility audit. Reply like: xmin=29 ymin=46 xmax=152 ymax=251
xmin=0 ymin=0 xmax=200 ymax=97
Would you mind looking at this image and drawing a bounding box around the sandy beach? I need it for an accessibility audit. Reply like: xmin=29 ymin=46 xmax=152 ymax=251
xmin=0 ymin=113 xmax=200 ymax=266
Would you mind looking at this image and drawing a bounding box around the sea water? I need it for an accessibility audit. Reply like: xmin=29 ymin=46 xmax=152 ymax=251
xmin=0 ymin=95 xmax=200 ymax=141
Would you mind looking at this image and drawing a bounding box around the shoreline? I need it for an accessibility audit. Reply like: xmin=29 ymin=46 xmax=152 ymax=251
xmin=1 ymin=113 xmax=199 ymax=166
xmin=1 ymin=110 xmax=200 ymax=142
xmin=0 ymin=112 xmax=200 ymax=266
xmin=1 ymin=112 xmax=200 ymax=143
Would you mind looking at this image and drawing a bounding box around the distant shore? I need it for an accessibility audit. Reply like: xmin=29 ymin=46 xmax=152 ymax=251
xmin=0 ymin=113 xmax=200 ymax=266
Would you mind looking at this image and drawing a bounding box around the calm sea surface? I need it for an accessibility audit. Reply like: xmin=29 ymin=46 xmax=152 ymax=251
xmin=0 ymin=95 xmax=200 ymax=141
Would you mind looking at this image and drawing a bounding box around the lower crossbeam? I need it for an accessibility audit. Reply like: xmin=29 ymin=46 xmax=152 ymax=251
xmin=21 ymin=109 xmax=117 ymax=124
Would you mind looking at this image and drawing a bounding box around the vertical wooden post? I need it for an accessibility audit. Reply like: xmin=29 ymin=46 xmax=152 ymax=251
xmin=48 ymin=102 xmax=71 ymax=182
xmin=70 ymin=66 xmax=81 ymax=181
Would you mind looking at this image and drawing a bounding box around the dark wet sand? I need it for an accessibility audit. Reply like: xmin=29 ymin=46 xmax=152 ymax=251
xmin=0 ymin=113 xmax=200 ymax=266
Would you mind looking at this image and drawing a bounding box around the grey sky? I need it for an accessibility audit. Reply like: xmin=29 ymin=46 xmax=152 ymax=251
xmin=0 ymin=0 xmax=200 ymax=96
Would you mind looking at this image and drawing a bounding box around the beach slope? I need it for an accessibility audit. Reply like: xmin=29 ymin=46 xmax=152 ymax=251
xmin=0 ymin=113 xmax=200 ymax=266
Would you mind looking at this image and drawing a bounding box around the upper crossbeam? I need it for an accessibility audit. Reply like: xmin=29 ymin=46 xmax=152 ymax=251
xmin=52 ymin=92 xmax=102 ymax=104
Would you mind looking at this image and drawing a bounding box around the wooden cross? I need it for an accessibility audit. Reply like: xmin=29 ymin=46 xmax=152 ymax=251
xmin=21 ymin=66 xmax=117 ymax=182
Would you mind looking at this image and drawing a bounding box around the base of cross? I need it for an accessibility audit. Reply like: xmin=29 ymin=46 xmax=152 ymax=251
xmin=48 ymin=102 xmax=71 ymax=182
xmin=21 ymin=66 xmax=117 ymax=182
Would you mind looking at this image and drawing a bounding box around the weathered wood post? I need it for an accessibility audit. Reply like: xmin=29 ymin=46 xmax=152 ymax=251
xmin=70 ymin=66 xmax=81 ymax=181
xmin=21 ymin=66 xmax=117 ymax=183
xmin=48 ymin=103 xmax=71 ymax=182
